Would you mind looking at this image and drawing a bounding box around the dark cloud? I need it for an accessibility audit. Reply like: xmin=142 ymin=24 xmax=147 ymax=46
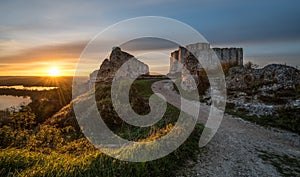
xmin=120 ymin=37 xmax=178 ymax=51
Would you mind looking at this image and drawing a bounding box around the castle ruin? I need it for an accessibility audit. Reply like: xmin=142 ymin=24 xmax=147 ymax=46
xmin=169 ymin=43 xmax=243 ymax=90
xmin=169 ymin=43 xmax=243 ymax=75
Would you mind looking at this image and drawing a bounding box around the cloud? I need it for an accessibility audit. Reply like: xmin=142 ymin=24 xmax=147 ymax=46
xmin=0 ymin=38 xmax=176 ymax=76
xmin=1 ymin=0 xmax=300 ymax=75
xmin=120 ymin=37 xmax=178 ymax=51
xmin=0 ymin=41 xmax=87 ymax=64
xmin=0 ymin=40 xmax=89 ymax=75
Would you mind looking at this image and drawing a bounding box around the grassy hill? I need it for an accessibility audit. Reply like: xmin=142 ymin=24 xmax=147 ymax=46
xmin=0 ymin=78 xmax=203 ymax=177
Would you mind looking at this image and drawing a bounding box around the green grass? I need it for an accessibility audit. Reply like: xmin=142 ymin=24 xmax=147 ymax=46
xmin=0 ymin=123 xmax=203 ymax=177
xmin=225 ymin=103 xmax=300 ymax=134
xmin=131 ymin=78 xmax=164 ymax=98
xmin=0 ymin=78 xmax=204 ymax=176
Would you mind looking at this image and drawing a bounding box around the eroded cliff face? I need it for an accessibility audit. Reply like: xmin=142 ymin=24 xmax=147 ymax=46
xmin=226 ymin=64 xmax=300 ymax=92
xmin=89 ymin=47 xmax=149 ymax=83
xmin=222 ymin=64 xmax=300 ymax=117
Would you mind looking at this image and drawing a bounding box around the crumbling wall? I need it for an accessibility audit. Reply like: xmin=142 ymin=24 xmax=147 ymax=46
xmin=169 ymin=43 xmax=243 ymax=75
xmin=168 ymin=43 xmax=243 ymax=91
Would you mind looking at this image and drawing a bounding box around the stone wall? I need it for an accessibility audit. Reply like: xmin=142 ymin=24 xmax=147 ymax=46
xmin=169 ymin=43 xmax=243 ymax=91
xmin=169 ymin=43 xmax=243 ymax=74
xmin=213 ymin=48 xmax=243 ymax=66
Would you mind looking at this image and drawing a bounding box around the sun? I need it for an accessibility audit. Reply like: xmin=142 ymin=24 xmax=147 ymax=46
xmin=48 ymin=67 xmax=60 ymax=77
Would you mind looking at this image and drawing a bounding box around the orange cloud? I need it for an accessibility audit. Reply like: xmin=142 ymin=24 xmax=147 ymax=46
xmin=0 ymin=41 xmax=88 ymax=76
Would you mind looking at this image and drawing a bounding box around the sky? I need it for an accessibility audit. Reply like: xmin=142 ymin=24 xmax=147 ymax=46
xmin=0 ymin=0 xmax=299 ymax=76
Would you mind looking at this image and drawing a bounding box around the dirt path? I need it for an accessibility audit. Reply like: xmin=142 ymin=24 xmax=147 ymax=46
xmin=152 ymin=80 xmax=300 ymax=177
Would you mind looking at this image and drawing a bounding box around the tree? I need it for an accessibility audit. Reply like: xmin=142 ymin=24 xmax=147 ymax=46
xmin=244 ymin=61 xmax=259 ymax=70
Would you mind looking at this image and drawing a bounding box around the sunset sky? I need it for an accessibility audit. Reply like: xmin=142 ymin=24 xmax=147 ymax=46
xmin=0 ymin=0 xmax=299 ymax=76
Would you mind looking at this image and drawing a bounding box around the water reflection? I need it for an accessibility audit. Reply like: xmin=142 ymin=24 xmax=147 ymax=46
xmin=0 ymin=95 xmax=32 ymax=110
xmin=0 ymin=85 xmax=58 ymax=91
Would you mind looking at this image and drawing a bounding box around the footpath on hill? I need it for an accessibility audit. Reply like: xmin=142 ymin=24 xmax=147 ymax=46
xmin=151 ymin=80 xmax=300 ymax=177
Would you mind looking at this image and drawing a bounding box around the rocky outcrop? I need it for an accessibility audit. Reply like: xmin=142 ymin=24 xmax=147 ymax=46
xmin=89 ymin=47 xmax=149 ymax=83
xmin=226 ymin=64 xmax=300 ymax=93
xmin=224 ymin=64 xmax=300 ymax=116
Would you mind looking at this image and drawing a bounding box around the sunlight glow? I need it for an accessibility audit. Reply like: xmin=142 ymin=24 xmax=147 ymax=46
xmin=48 ymin=67 xmax=60 ymax=77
